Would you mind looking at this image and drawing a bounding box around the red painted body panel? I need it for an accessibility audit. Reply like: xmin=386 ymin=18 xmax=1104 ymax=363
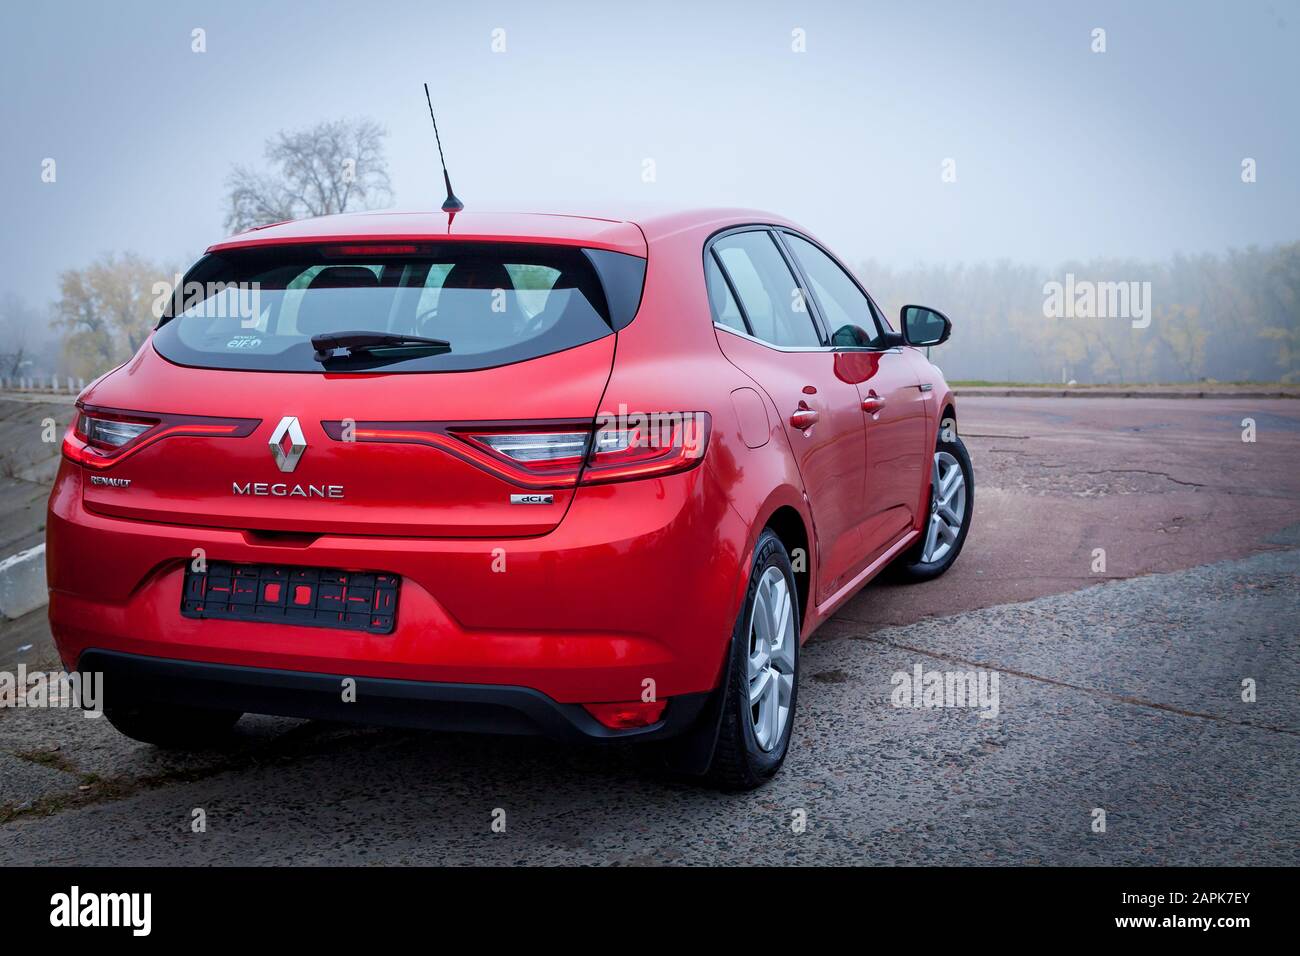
xmin=48 ymin=461 xmax=744 ymax=703
xmin=79 ymin=336 xmax=616 ymax=536
xmin=210 ymin=210 xmax=648 ymax=257
xmin=47 ymin=205 xmax=952 ymax=721
xmin=835 ymin=349 xmax=931 ymax=564
xmin=715 ymin=330 xmax=869 ymax=603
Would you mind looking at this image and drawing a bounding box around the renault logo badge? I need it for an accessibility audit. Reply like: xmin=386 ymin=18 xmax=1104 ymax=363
xmin=269 ymin=416 xmax=307 ymax=473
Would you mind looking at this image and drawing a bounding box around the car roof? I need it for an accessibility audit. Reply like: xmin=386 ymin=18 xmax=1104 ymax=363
xmin=207 ymin=205 xmax=799 ymax=258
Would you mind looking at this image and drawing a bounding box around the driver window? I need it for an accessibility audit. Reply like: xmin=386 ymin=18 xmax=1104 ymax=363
xmin=783 ymin=233 xmax=886 ymax=349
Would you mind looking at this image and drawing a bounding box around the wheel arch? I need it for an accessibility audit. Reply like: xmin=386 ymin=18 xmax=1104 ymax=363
xmin=762 ymin=505 xmax=811 ymax=633
xmin=937 ymin=390 xmax=958 ymax=438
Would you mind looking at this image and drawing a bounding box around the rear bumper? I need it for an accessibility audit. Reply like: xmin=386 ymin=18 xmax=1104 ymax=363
xmin=48 ymin=460 xmax=748 ymax=705
xmin=80 ymin=649 xmax=709 ymax=741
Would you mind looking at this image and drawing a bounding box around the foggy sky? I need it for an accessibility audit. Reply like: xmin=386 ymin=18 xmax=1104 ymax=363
xmin=1 ymin=0 xmax=1296 ymax=306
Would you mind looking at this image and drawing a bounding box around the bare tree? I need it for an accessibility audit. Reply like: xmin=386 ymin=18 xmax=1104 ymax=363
xmin=0 ymin=293 xmax=33 ymax=378
xmin=0 ymin=293 xmax=66 ymax=380
xmin=224 ymin=118 xmax=394 ymax=233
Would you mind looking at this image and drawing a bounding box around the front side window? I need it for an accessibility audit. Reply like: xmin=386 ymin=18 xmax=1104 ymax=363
xmin=710 ymin=231 xmax=821 ymax=348
xmin=782 ymin=233 xmax=887 ymax=349
xmin=153 ymin=242 xmax=642 ymax=372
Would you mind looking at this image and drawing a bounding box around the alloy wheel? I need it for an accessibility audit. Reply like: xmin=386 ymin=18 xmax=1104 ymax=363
xmin=921 ymin=450 xmax=967 ymax=564
xmin=747 ymin=565 xmax=796 ymax=752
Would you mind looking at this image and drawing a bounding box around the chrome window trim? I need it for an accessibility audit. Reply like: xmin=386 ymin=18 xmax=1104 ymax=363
xmin=714 ymin=322 xmax=903 ymax=355
xmin=703 ymin=222 xmax=899 ymax=354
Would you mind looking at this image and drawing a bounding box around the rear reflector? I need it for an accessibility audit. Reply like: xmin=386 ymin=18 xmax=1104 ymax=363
xmin=64 ymin=405 xmax=260 ymax=470
xmin=582 ymin=699 xmax=668 ymax=729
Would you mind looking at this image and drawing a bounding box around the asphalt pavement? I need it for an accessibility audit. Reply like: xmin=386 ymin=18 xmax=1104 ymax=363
xmin=0 ymin=396 xmax=1296 ymax=865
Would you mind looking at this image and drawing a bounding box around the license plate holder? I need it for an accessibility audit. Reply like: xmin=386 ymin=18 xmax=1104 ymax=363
xmin=181 ymin=561 xmax=399 ymax=634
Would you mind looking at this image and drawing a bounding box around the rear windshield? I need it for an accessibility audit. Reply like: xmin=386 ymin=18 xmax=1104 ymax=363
xmin=153 ymin=242 xmax=644 ymax=373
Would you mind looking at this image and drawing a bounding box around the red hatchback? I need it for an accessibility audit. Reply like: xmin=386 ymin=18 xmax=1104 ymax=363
xmin=47 ymin=207 xmax=972 ymax=789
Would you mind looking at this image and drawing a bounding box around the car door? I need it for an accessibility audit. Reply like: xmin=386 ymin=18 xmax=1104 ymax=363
xmin=707 ymin=228 xmax=871 ymax=604
xmin=778 ymin=231 xmax=931 ymax=565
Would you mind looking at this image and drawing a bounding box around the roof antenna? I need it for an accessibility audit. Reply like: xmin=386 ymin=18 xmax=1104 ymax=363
xmin=423 ymin=83 xmax=464 ymax=213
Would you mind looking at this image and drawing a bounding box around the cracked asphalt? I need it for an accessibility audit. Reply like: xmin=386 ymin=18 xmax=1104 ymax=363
xmin=0 ymin=396 xmax=1297 ymax=865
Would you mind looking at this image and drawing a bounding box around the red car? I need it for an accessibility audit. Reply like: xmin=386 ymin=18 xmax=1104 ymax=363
xmin=47 ymin=207 xmax=972 ymax=789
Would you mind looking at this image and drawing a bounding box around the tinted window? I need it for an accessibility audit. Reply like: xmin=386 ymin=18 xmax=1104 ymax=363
xmin=783 ymin=233 xmax=886 ymax=348
xmin=705 ymin=255 xmax=747 ymax=333
xmin=154 ymin=243 xmax=643 ymax=373
xmin=712 ymin=231 xmax=821 ymax=348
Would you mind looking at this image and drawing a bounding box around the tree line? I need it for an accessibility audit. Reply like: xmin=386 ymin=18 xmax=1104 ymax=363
xmin=2 ymin=118 xmax=1296 ymax=385
xmin=860 ymin=243 xmax=1299 ymax=384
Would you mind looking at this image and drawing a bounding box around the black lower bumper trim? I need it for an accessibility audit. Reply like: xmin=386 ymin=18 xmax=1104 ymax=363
xmin=78 ymin=649 xmax=708 ymax=742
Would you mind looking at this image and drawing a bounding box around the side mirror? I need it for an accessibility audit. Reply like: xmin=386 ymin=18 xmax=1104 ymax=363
xmin=900 ymin=305 xmax=951 ymax=347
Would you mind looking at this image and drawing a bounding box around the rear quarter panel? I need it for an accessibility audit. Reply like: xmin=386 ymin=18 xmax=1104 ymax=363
xmin=609 ymin=218 xmax=818 ymax=642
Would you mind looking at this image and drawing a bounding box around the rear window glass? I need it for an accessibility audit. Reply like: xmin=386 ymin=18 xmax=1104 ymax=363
xmin=153 ymin=242 xmax=643 ymax=373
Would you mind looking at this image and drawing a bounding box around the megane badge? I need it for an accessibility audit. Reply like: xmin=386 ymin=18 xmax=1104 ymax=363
xmin=269 ymin=416 xmax=307 ymax=473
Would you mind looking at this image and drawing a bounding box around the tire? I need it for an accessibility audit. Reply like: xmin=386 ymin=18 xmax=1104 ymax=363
xmin=705 ymin=528 xmax=800 ymax=790
xmin=891 ymin=431 xmax=974 ymax=582
xmin=104 ymin=699 xmax=242 ymax=749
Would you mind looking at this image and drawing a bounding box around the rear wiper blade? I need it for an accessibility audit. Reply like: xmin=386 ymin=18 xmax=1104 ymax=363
xmin=312 ymin=330 xmax=452 ymax=362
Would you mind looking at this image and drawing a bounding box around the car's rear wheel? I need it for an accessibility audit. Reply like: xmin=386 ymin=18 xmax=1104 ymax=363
xmin=891 ymin=432 xmax=974 ymax=582
xmin=104 ymin=699 xmax=242 ymax=749
xmin=705 ymin=528 xmax=799 ymax=790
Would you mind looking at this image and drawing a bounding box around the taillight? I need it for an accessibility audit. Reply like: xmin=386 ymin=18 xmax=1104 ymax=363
xmin=63 ymin=405 xmax=260 ymax=470
xmin=79 ymin=413 xmax=154 ymax=450
xmin=582 ymin=413 xmax=710 ymax=484
xmin=470 ymin=430 xmax=590 ymax=475
xmin=325 ymin=412 xmax=710 ymax=488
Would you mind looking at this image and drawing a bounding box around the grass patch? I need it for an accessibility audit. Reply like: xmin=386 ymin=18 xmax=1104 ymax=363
xmin=13 ymin=747 xmax=79 ymax=775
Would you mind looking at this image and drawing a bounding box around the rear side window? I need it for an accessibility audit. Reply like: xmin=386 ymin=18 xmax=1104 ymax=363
xmin=710 ymin=231 xmax=821 ymax=348
xmin=153 ymin=242 xmax=645 ymax=373
xmin=705 ymin=256 xmax=747 ymax=333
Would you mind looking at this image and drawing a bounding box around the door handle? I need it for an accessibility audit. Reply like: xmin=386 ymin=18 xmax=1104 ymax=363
xmin=861 ymin=393 xmax=887 ymax=413
xmin=789 ymin=406 xmax=819 ymax=430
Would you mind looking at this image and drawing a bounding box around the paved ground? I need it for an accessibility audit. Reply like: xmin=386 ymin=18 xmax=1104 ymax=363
xmin=954 ymin=384 xmax=1300 ymax=399
xmin=0 ymin=396 xmax=1296 ymax=865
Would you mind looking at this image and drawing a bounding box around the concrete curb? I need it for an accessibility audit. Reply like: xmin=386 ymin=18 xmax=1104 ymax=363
xmin=0 ymin=544 xmax=48 ymax=620
xmin=0 ymin=392 xmax=77 ymax=405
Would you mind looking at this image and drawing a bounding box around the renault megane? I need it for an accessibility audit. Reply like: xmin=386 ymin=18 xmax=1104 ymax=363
xmin=48 ymin=206 xmax=973 ymax=789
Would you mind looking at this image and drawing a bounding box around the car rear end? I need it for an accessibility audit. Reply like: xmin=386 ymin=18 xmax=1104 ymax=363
xmin=47 ymin=218 xmax=740 ymax=740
